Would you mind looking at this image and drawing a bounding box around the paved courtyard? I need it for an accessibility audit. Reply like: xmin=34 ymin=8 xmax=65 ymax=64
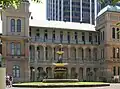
xmin=6 ymin=84 xmax=120 ymax=89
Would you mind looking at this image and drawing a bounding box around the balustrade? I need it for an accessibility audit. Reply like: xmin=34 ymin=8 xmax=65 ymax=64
xmin=30 ymin=37 xmax=98 ymax=45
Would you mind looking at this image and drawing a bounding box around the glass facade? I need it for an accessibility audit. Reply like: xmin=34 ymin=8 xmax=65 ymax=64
xmin=46 ymin=0 xmax=100 ymax=24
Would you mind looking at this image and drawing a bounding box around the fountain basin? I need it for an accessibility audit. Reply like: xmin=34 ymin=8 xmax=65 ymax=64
xmin=42 ymin=79 xmax=79 ymax=83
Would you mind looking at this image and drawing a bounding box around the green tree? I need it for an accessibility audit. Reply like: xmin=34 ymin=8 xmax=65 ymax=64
xmin=0 ymin=0 xmax=41 ymax=9
xmin=99 ymin=0 xmax=120 ymax=5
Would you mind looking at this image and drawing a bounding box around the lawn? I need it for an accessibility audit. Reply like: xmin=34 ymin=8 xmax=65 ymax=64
xmin=14 ymin=82 xmax=106 ymax=86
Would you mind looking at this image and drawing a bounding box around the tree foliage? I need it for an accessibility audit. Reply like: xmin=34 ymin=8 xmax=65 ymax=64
xmin=99 ymin=0 xmax=120 ymax=5
xmin=0 ymin=0 xmax=41 ymax=9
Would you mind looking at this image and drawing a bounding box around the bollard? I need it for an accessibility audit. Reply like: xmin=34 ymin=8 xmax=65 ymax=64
xmin=0 ymin=68 xmax=6 ymax=89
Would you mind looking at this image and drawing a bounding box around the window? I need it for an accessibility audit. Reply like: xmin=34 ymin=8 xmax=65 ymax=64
xmin=10 ymin=43 xmax=15 ymax=55
xmin=82 ymin=48 xmax=84 ymax=60
xmin=52 ymin=30 xmax=55 ymax=41
xmin=10 ymin=42 xmax=21 ymax=55
xmin=13 ymin=65 xmax=20 ymax=78
xmin=44 ymin=30 xmax=48 ymax=41
xmin=16 ymin=43 xmax=21 ymax=55
xmin=17 ymin=19 xmax=21 ymax=32
xmin=54 ymin=47 xmax=56 ymax=60
xmin=117 ymin=48 xmax=119 ymax=58
xmin=11 ymin=19 xmax=15 ymax=32
xmin=67 ymin=32 xmax=70 ymax=43
xmin=112 ymin=28 xmax=115 ymax=39
xmin=117 ymin=28 xmax=119 ymax=39
xmin=82 ymin=32 xmax=85 ymax=42
xmin=118 ymin=67 xmax=120 ymax=75
xmin=74 ymin=48 xmax=76 ymax=60
xmin=75 ymin=32 xmax=78 ymax=43
xmin=113 ymin=66 xmax=116 ymax=76
xmin=45 ymin=47 xmax=48 ymax=60
xmin=113 ymin=47 xmax=116 ymax=58
xmin=89 ymin=49 xmax=91 ymax=58
xmin=95 ymin=35 xmax=97 ymax=42
xmin=89 ymin=33 xmax=92 ymax=43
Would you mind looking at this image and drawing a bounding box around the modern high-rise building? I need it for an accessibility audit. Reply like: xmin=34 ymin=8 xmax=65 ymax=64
xmin=46 ymin=0 xmax=101 ymax=24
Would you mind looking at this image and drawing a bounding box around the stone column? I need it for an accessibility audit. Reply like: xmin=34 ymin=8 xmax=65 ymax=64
xmin=83 ymin=47 xmax=86 ymax=60
xmin=0 ymin=68 xmax=6 ymax=89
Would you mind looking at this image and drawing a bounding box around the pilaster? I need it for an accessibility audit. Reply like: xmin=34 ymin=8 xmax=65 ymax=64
xmin=43 ymin=46 xmax=46 ymax=61
xmin=83 ymin=67 xmax=86 ymax=81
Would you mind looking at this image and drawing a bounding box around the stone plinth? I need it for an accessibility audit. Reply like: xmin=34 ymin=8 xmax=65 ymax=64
xmin=0 ymin=68 xmax=6 ymax=89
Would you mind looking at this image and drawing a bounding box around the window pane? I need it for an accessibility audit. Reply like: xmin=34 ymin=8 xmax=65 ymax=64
xmin=11 ymin=43 xmax=15 ymax=55
xmin=11 ymin=19 xmax=15 ymax=32
xmin=16 ymin=70 xmax=20 ymax=77
xmin=12 ymin=65 xmax=20 ymax=78
xmin=112 ymin=28 xmax=115 ymax=39
xmin=17 ymin=19 xmax=21 ymax=32
xmin=16 ymin=43 xmax=21 ymax=55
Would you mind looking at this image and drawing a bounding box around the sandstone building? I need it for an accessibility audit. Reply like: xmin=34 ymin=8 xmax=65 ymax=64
xmin=0 ymin=1 xmax=120 ymax=82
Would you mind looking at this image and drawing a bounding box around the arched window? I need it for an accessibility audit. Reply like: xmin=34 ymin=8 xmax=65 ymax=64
xmin=45 ymin=47 xmax=48 ymax=60
xmin=17 ymin=19 xmax=21 ymax=32
xmin=13 ymin=65 xmax=20 ymax=78
xmin=11 ymin=19 xmax=15 ymax=32
xmin=113 ymin=47 xmax=116 ymax=58
xmin=117 ymin=28 xmax=119 ymax=39
xmin=112 ymin=28 xmax=115 ymax=39
xmin=74 ymin=48 xmax=76 ymax=60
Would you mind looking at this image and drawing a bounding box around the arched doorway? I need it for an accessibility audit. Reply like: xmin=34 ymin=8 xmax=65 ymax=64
xmin=79 ymin=67 xmax=83 ymax=81
xmin=71 ymin=67 xmax=76 ymax=79
xmin=30 ymin=67 xmax=35 ymax=81
xmin=37 ymin=67 xmax=44 ymax=81
xmin=46 ymin=67 xmax=52 ymax=78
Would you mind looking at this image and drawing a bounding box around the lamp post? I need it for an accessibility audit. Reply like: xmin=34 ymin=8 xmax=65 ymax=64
xmin=56 ymin=44 xmax=64 ymax=63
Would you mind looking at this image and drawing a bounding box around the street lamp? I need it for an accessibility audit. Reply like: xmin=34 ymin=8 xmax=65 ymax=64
xmin=56 ymin=44 xmax=64 ymax=63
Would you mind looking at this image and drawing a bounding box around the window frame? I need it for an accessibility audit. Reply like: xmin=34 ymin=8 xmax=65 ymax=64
xmin=11 ymin=19 xmax=15 ymax=32
xmin=13 ymin=65 xmax=20 ymax=78
xmin=17 ymin=19 xmax=21 ymax=32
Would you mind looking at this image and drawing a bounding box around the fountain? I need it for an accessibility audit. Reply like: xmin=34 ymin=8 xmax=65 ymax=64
xmin=43 ymin=44 xmax=79 ymax=83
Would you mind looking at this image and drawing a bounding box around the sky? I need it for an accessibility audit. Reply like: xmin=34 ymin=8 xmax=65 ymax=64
xmin=29 ymin=0 xmax=46 ymax=20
